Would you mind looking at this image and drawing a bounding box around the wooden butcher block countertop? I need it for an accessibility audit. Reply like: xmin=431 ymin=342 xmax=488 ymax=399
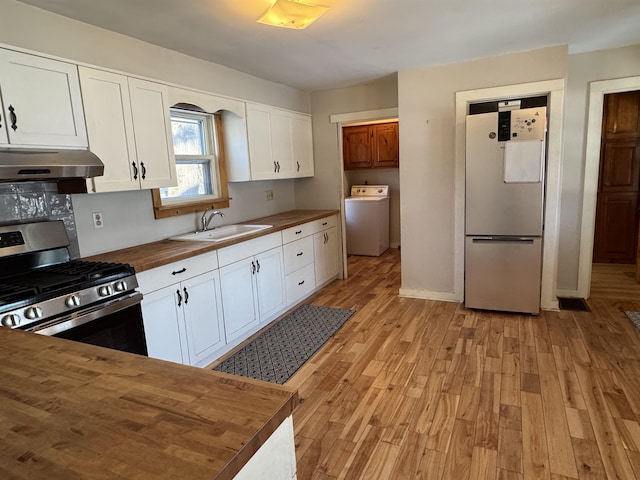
xmin=0 ymin=328 xmax=298 ymax=480
xmin=86 ymin=209 xmax=338 ymax=273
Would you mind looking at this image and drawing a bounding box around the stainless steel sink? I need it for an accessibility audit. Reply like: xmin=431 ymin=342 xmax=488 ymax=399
xmin=169 ymin=224 xmax=272 ymax=243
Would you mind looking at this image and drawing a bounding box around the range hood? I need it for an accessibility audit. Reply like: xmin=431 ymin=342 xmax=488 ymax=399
xmin=0 ymin=148 xmax=104 ymax=182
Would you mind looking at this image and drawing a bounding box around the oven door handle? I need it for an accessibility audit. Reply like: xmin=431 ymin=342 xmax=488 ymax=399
xmin=26 ymin=292 xmax=143 ymax=337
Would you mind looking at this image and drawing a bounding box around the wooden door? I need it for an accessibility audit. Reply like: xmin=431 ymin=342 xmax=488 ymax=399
xmin=372 ymin=122 xmax=399 ymax=168
xmin=343 ymin=125 xmax=372 ymax=169
xmin=593 ymin=91 xmax=640 ymax=264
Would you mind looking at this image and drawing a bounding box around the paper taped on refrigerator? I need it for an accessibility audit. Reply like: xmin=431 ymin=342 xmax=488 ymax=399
xmin=503 ymin=139 xmax=544 ymax=183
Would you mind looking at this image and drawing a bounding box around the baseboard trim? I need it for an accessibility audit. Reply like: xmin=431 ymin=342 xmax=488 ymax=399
xmin=398 ymin=288 xmax=462 ymax=303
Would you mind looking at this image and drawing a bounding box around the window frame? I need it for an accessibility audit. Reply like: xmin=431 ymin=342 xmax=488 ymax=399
xmin=152 ymin=110 xmax=230 ymax=219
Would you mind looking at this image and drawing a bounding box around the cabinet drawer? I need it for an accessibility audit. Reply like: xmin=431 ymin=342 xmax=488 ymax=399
xmin=283 ymin=236 xmax=314 ymax=275
xmin=285 ymin=263 xmax=316 ymax=306
xmin=136 ymin=250 xmax=219 ymax=294
xmin=309 ymin=215 xmax=337 ymax=235
xmin=217 ymin=232 xmax=282 ymax=267
xmin=281 ymin=222 xmax=314 ymax=244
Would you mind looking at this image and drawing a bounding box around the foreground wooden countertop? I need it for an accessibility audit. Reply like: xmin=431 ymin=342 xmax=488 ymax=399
xmin=0 ymin=328 xmax=298 ymax=480
xmin=86 ymin=209 xmax=338 ymax=272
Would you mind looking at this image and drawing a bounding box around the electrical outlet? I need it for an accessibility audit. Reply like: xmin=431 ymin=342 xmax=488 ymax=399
xmin=265 ymin=190 xmax=274 ymax=201
xmin=92 ymin=212 xmax=104 ymax=229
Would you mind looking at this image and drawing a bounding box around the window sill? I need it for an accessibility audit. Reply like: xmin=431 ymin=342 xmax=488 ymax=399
xmin=151 ymin=190 xmax=231 ymax=219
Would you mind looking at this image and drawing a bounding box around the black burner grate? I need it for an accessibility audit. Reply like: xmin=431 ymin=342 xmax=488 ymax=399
xmin=0 ymin=284 xmax=38 ymax=305
xmin=37 ymin=261 xmax=134 ymax=280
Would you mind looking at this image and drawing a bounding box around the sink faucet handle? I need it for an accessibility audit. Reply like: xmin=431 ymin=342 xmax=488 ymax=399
xmin=201 ymin=209 xmax=210 ymax=231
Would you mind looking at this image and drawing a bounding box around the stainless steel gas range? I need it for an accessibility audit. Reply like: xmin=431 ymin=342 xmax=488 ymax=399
xmin=0 ymin=220 xmax=147 ymax=355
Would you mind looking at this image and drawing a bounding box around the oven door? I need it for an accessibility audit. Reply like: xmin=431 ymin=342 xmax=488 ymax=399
xmin=24 ymin=292 xmax=148 ymax=356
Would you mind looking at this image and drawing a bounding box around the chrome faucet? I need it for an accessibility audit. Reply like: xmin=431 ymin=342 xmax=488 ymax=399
xmin=201 ymin=210 xmax=224 ymax=231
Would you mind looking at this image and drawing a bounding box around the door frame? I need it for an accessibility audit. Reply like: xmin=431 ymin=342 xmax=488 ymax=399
xmin=578 ymin=76 xmax=640 ymax=298
xmin=330 ymin=107 xmax=399 ymax=279
xmin=455 ymin=79 xmax=565 ymax=310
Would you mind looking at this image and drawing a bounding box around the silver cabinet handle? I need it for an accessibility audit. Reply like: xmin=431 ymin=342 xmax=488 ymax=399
xmin=471 ymin=237 xmax=534 ymax=243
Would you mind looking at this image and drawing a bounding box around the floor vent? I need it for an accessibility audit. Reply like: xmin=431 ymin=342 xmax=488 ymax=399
xmin=558 ymin=297 xmax=591 ymax=312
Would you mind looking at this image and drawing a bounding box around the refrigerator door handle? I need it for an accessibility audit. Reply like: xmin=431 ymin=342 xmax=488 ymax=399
xmin=471 ymin=237 xmax=535 ymax=244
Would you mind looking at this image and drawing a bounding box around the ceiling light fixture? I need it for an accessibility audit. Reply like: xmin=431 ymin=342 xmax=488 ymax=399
xmin=257 ymin=0 xmax=330 ymax=29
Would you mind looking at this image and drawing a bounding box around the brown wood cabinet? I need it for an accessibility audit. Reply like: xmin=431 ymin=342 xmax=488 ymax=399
xmin=343 ymin=121 xmax=399 ymax=170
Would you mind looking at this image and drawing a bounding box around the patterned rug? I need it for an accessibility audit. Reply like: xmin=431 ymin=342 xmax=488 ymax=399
xmin=625 ymin=311 xmax=640 ymax=331
xmin=213 ymin=304 xmax=355 ymax=384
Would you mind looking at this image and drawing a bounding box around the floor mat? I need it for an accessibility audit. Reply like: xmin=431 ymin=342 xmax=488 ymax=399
xmin=213 ymin=304 xmax=355 ymax=384
xmin=625 ymin=311 xmax=640 ymax=331
xmin=558 ymin=297 xmax=591 ymax=312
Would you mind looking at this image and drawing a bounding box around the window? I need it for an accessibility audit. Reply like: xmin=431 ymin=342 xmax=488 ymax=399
xmin=152 ymin=106 xmax=230 ymax=219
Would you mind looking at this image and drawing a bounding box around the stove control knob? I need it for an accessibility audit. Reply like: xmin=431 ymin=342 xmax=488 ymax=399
xmin=65 ymin=295 xmax=81 ymax=308
xmin=98 ymin=285 xmax=114 ymax=297
xmin=113 ymin=281 xmax=127 ymax=293
xmin=1 ymin=314 xmax=20 ymax=327
xmin=24 ymin=307 xmax=43 ymax=320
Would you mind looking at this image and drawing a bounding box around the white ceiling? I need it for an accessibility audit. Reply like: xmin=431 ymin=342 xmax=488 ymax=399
xmin=16 ymin=0 xmax=640 ymax=92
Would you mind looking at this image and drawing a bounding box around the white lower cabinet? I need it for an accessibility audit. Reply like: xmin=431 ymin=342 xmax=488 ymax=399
xmin=219 ymin=245 xmax=286 ymax=343
xmin=141 ymin=284 xmax=186 ymax=364
xmin=314 ymin=226 xmax=339 ymax=287
xmin=138 ymin=216 xmax=338 ymax=368
xmin=138 ymin=251 xmax=224 ymax=367
xmin=283 ymin=235 xmax=315 ymax=306
xmin=142 ymin=270 xmax=225 ymax=367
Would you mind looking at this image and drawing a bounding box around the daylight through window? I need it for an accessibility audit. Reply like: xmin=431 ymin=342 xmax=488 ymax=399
xmin=160 ymin=109 xmax=220 ymax=203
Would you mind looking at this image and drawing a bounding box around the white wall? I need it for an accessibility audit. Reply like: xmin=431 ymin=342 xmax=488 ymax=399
xmin=72 ymin=180 xmax=295 ymax=256
xmin=296 ymin=75 xmax=399 ymax=210
xmin=557 ymin=44 xmax=640 ymax=292
xmin=0 ymin=0 xmax=308 ymax=256
xmin=397 ymin=47 xmax=567 ymax=298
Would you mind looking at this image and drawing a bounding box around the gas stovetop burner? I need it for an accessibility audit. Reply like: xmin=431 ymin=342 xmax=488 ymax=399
xmin=0 ymin=221 xmax=140 ymax=331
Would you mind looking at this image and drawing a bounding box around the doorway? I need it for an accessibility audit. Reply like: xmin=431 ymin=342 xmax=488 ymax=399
xmin=592 ymin=91 xmax=640 ymax=266
xmin=578 ymin=76 xmax=640 ymax=298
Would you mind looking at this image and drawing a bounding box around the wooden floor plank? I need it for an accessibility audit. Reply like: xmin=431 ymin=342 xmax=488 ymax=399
xmin=289 ymin=251 xmax=640 ymax=479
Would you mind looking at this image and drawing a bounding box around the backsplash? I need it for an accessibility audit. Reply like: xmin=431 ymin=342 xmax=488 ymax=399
xmin=0 ymin=182 xmax=79 ymax=258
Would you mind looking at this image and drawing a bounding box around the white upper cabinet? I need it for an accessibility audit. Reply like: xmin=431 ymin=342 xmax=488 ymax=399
xmin=291 ymin=114 xmax=314 ymax=177
xmin=79 ymin=67 xmax=138 ymax=192
xmin=80 ymin=67 xmax=177 ymax=193
xmin=0 ymin=49 xmax=87 ymax=148
xmin=239 ymin=102 xmax=314 ymax=181
xmin=127 ymin=78 xmax=177 ymax=190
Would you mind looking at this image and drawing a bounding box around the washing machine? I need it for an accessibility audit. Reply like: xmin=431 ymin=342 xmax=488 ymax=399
xmin=345 ymin=185 xmax=390 ymax=256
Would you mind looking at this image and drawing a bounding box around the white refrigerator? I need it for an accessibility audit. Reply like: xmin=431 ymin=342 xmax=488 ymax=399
xmin=464 ymin=106 xmax=546 ymax=314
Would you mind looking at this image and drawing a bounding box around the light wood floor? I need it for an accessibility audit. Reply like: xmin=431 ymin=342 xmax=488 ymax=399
xmin=289 ymin=249 xmax=640 ymax=479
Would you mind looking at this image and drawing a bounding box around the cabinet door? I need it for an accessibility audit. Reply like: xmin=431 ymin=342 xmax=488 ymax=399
xmin=372 ymin=122 xmax=399 ymax=168
xmin=270 ymin=110 xmax=294 ymax=177
xmin=141 ymin=285 xmax=186 ymax=364
xmin=314 ymin=227 xmax=339 ymax=286
xmin=219 ymin=258 xmax=260 ymax=343
xmin=255 ymin=247 xmax=286 ymax=323
xmin=343 ymin=125 xmax=372 ymax=169
xmin=247 ymin=104 xmax=276 ymax=180
xmin=128 ymin=78 xmax=177 ymax=189
xmin=182 ymin=271 xmax=226 ymax=366
xmin=79 ymin=67 xmax=139 ymax=192
xmin=0 ymin=49 xmax=87 ymax=148
xmin=292 ymin=114 xmax=314 ymax=177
